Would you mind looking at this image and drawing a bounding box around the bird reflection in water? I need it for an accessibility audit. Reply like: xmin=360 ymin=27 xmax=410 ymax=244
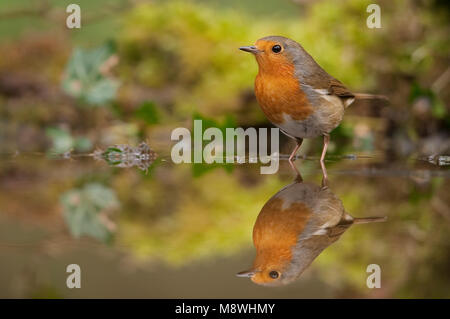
xmin=237 ymin=164 xmax=386 ymax=286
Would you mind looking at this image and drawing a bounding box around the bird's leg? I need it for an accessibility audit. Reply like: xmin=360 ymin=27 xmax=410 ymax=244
xmin=294 ymin=166 xmax=303 ymax=183
xmin=288 ymin=138 xmax=303 ymax=163
xmin=320 ymin=160 xmax=329 ymax=189
xmin=320 ymin=134 xmax=330 ymax=163
xmin=289 ymin=159 xmax=302 ymax=180
xmin=320 ymin=134 xmax=330 ymax=188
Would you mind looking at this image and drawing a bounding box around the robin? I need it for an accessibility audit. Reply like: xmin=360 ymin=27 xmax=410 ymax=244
xmin=236 ymin=169 xmax=386 ymax=286
xmin=239 ymin=36 xmax=387 ymax=164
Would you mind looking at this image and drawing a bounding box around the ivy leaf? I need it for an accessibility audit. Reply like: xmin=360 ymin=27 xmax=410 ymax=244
xmin=62 ymin=41 xmax=119 ymax=106
xmin=46 ymin=127 xmax=92 ymax=155
xmin=46 ymin=127 xmax=73 ymax=154
xmin=60 ymin=183 xmax=119 ymax=243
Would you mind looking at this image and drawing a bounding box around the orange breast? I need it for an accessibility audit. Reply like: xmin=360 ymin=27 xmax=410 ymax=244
xmin=252 ymin=197 xmax=311 ymax=270
xmin=255 ymin=66 xmax=313 ymax=124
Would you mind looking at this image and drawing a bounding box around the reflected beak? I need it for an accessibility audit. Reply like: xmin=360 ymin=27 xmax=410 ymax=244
xmin=239 ymin=46 xmax=260 ymax=54
xmin=236 ymin=270 xmax=256 ymax=278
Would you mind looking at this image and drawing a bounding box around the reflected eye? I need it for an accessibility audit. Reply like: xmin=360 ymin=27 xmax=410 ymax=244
xmin=269 ymin=271 xmax=279 ymax=279
xmin=271 ymin=45 xmax=282 ymax=53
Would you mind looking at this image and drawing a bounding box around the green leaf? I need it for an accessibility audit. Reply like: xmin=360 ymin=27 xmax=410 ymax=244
xmin=84 ymin=78 xmax=119 ymax=105
xmin=60 ymin=183 xmax=119 ymax=243
xmin=46 ymin=127 xmax=92 ymax=154
xmin=62 ymin=42 xmax=119 ymax=106
xmin=46 ymin=127 xmax=74 ymax=154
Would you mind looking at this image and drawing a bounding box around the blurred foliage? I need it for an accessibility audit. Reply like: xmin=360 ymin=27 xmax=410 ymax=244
xmin=410 ymin=82 xmax=447 ymax=120
xmin=29 ymin=285 xmax=64 ymax=299
xmin=0 ymin=0 xmax=449 ymax=299
xmin=134 ymin=101 xmax=161 ymax=125
xmin=191 ymin=112 xmax=236 ymax=177
xmin=118 ymin=0 xmax=377 ymax=120
xmin=62 ymin=41 xmax=119 ymax=106
xmin=60 ymin=183 xmax=119 ymax=243
xmin=116 ymin=168 xmax=285 ymax=265
xmin=316 ymin=176 xmax=450 ymax=298
xmin=1 ymin=0 xmax=448 ymax=156
xmin=46 ymin=127 xmax=92 ymax=154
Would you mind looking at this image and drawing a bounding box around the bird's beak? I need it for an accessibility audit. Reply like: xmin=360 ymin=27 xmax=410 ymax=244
xmin=239 ymin=46 xmax=260 ymax=54
xmin=236 ymin=270 xmax=256 ymax=278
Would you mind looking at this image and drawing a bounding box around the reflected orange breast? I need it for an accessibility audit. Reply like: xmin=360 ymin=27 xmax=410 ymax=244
xmin=252 ymin=197 xmax=311 ymax=270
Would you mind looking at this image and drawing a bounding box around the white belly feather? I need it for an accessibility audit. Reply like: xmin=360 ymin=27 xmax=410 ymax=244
xmin=276 ymin=94 xmax=345 ymax=139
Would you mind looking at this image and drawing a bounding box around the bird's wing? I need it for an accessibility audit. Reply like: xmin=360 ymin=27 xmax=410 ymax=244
xmin=326 ymin=223 xmax=352 ymax=238
xmin=303 ymin=77 xmax=355 ymax=109
xmin=327 ymin=78 xmax=355 ymax=99
xmin=294 ymin=57 xmax=355 ymax=107
xmin=286 ymin=226 xmax=346 ymax=278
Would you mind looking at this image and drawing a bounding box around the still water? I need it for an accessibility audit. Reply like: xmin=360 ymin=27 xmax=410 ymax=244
xmin=0 ymin=147 xmax=449 ymax=298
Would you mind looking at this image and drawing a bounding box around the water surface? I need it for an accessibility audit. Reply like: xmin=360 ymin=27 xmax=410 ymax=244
xmin=0 ymin=149 xmax=449 ymax=298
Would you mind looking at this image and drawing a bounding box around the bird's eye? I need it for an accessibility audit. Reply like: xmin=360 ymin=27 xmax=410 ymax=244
xmin=271 ymin=45 xmax=282 ymax=53
xmin=269 ymin=271 xmax=279 ymax=279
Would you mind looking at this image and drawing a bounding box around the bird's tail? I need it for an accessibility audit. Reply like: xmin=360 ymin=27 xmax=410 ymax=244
xmin=353 ymin=216 xmax=387 ymax=224
xmin=353 ymin=93 xmax=389 ymax=102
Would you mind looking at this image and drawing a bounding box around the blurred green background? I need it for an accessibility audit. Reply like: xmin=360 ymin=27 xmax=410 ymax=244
xmin=0 ymin=0 xmax=449 ymax=298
